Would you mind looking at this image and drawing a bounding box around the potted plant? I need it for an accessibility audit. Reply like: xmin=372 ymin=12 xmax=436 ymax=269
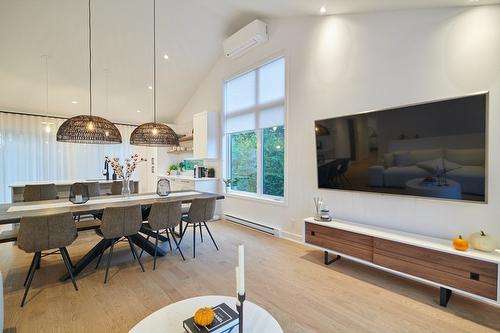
xmin=168 ymin=164 xmax=179 ymax=175
xmin=178 ymin=161 xmax=185 ymax=173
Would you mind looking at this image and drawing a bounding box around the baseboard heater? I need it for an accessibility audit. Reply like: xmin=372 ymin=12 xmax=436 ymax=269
xmin=224 ymin=214 xmax=279 ymax=236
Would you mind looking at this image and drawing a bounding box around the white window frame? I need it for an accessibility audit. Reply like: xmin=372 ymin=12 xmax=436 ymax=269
xmin=223 ymin=56 xmax=287 ymax=204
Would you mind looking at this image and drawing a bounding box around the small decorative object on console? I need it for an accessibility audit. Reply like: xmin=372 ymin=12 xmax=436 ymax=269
xmin=183 ymin=303 xmax=238 ymax=333
xmin=194 ymin=307 xmax=215 ymax=326
xmin=470 ymin=231 xmax=497 ymax=252
xmin=452 ymin=235 xmax=468 ymax=251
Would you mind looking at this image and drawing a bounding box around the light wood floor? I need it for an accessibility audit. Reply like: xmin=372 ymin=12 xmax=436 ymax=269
xmin=1 ymin=220 xmax=499 ymax=332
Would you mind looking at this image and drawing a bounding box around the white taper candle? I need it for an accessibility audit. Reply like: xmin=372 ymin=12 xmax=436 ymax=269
xmin=238 ymin=245 xmax=245 ymax=295
xmin=235 ymin=266 xmax=240 ymax=302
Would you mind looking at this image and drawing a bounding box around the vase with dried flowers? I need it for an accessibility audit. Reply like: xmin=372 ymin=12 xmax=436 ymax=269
xmin=105 ymin=154 xmax=147 ymax=197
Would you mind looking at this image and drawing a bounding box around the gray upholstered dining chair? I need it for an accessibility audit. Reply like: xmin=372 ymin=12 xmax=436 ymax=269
xmin=139 ymin=201 xmax=185 ymax=269
xmin=179 ymin=198 xmax=218 ymax=258
xmin=94 ymin=204 xmax=145 ymax=283
xmin=17 ymin=212 xmax=78 ymax=307
xmin=23 ymin=184 xmax=59 ymax=202
xmin=86 ymin=182 xmax=101 ymax=197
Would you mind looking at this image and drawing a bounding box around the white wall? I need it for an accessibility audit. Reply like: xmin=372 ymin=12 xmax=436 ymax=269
xmin=175 ymin=6 xmax=500 ymax=242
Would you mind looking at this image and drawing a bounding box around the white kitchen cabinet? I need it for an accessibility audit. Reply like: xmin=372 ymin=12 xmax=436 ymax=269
xmin=193 ymin=111 xmax=219 ymax=159
xmin=161 ymin=176 xmax=219 ymax=193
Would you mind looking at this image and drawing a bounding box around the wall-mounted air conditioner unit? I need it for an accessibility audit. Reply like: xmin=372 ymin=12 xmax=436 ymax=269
xmin=223 ymin=19 xmax=268 ymax=58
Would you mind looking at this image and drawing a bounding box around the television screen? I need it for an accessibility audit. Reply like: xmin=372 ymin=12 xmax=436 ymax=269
xmin=315 ymin=93 xmax=487 ymax=202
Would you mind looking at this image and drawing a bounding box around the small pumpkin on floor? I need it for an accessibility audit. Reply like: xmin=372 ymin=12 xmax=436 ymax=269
xmin=194 ymin=307 xmax=215 ymax=326
xmin=452 ymin=235 xmax=468 ymax=251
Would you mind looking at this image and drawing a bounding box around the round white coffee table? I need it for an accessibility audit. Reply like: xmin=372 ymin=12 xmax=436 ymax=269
xmin=129 ymin=295 xmax=283 ymax=333
xmin=405 ymin=178 xmax=462 ymax=199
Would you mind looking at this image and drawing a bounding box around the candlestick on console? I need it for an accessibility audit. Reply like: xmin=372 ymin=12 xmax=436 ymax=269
xmin=236 ymin=245 xmax=246 ymax=333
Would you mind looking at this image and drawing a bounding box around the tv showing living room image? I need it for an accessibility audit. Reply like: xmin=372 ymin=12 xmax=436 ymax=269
xmin=315 ymin=93 xmax=487 ymax=202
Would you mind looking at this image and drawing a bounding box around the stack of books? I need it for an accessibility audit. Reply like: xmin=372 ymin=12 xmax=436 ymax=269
xmin=183 ymin=303 xmax=239 ymax=333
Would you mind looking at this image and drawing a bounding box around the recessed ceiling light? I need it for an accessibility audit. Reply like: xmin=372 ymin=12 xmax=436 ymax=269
xmin=163 ymin=54 xmax=169 ymax=60
xmin=148 ymin=86 xmax=153 ymax=90
xmin=137 ymin=109 xmax=141 ymax=113
xmin=319 ymin=6 xmax=326 ymax=14
xmin=71 ymin=100 xmax=78 ymax=104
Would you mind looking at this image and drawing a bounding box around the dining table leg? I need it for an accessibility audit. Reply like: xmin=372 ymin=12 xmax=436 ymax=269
xmin=130 ymin=233 xmax=167 ymax=257
xmin=60 ymin=239 xmax=111 ymax=281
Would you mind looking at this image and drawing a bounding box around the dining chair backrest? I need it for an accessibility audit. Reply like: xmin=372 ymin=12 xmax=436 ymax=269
xmin=17 ymin=212 xmax=77 ymax=253
xmin=23 ymin=184 xmax=58 ymax=202
xmin=187 ymin=198 xmax=216 ymax=223
xmin=110 ymin=180 xmax=135 ymax=195
xmin=100 ymin=204 xmax=142 ymax=239
xmin=148 ymin=201 xmax=182 ymax=230
xmin=86 ymin=182 xmax=101 ymax=197
xmin=69 ymin=183 xmax=89 ymax=203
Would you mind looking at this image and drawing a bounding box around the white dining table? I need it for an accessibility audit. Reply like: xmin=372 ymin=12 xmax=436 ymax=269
xmin=129 ymin=295 xmax=283 ymax=333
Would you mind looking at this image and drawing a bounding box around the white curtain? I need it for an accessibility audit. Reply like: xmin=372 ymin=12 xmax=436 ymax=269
xmin=0 ymin=112 xmax=147 ymax=203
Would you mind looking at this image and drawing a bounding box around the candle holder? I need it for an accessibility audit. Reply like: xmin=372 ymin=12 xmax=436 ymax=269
xmin=236 ymin=292 xmax=246 ymax=333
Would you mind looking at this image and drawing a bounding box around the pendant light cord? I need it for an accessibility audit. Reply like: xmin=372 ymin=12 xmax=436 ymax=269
xmin=43 ymin=55 xmax=49 ymax=117
xmin=88 ymin=0 xmax=93 ymax=116
xmin=153 ymin=0 xmax=157 ymax=123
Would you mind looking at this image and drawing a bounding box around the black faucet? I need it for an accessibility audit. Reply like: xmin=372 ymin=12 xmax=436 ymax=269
xmin=103 ymin=159 xmax=110 ymax=180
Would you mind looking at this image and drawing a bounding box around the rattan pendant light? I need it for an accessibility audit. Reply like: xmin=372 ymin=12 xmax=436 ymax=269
xmin=129 ymin=0 xmax=179 ymax=147
xmin=56 ymin=0 xmax=122 ymax=144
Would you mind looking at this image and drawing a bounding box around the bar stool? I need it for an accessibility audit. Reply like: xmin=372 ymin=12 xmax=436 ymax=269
xmin=179 ymin=198 xmax=218 ymax=258
xmin=17 ymin=212 xmax=78 ymax=307
xmin=139 ymin=201 xmax=185 ymax=269
xmin=94 ymin=204 xmax=145 ymax=283
xmin=23 ymin=184 xmax=59 ymax=202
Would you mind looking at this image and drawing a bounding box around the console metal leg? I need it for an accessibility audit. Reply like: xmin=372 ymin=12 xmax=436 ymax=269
xmin=440 ymin=287 xmax=452 ymax=307
xmin=324 ymin=251 xmax=341 ymax=265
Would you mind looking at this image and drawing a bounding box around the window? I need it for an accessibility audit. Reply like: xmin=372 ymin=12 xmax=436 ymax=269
xmin=224 ymin=57 xmax=286 ymax=200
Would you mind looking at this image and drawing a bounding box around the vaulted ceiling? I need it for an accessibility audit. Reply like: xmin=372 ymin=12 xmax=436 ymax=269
xmin=1 ymin=0 xmax=498 ymax=124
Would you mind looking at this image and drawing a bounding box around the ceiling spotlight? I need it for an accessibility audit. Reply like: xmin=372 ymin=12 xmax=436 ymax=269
xmin=148 ymin=86 xmax=153 ymax=90
xmin=163 ymin=54 xmax=169 ymax=60
xmin=71 ymin=100 xmax=79 ymax=104
xmin=137 ymin=109 xmax=142 ymax=113
xmin=319 ymin=6 xmax=326 ymax=14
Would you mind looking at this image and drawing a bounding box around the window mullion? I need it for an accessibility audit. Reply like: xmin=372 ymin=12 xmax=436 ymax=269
xmin=257 ymin=128 xmax=263 ymax=196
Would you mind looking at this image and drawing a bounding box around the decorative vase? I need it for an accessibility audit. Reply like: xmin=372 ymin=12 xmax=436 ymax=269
xmin=122 ymin=177 xmax=131 ymax=198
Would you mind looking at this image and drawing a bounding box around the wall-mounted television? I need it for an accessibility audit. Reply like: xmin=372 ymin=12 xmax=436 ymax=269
xmin=315 ymin=93 xmax=487 ymax=202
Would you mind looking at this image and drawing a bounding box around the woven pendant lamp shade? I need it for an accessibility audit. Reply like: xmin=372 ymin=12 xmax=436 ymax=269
xmin=130 ymin=122 xmax=178 ymax=146
xmin=56 ymin=0 xmax=121 ymax=145
xmin=57 ymin=115 xmax=122 ymax=144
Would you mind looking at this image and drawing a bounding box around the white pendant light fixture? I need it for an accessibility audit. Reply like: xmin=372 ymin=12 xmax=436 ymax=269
xmin=56 ymin=0 xmax=122 ymax=144
xmin=130 ymin=0 xmax=179 ymax=147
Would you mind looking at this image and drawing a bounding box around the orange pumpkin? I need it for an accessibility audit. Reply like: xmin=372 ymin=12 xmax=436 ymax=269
xmin=453 ymin=235 xmax=468 ymax=251
xmin=194 ymin=307 xmax=215 ymax=326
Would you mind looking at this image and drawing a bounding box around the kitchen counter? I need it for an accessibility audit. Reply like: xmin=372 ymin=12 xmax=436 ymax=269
xmin=9 ymin=179 xmax=139 ymax=203
xmin=157 ymin=175 xmax=219 ymax=182
xmin=157 ymin=175 xmax=219 ymax=193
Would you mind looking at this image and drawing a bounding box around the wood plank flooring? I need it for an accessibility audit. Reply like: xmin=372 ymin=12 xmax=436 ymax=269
xmin=1 ymin=220 xmax=499 ymax=332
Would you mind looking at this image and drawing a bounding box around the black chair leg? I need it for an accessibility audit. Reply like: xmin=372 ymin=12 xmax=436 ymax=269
xmin=127 ymin=236 xmax=145 ymax=272
xmin=61 ymin=247 xmax=74 ymax=269
xmin=166 ymin=231 xmax=173 ymax=252
xmin=104 ymin=240 xmax=115 ymax=284
xmin=139 ymin=235 xmax=150 ymax=259
xmin=21 ymin=251 xmax=41 ymax=307
xmin=153 ymin=231 xmax=159 ymax=270
xmin=60 ymin=247 xmax=78 ymax=291
xmin=203 ymin=221 xmax=219 ymax=251
xmin=178 ymin=222 xmax=189 ymax=245
xmin=169 ymin=228 xmax=185 ymax=261
xmin=192 ymin=223 xmax=196 ymax=258
xmin=199 ymin=223 xmax=203 ymax=243
xmin=23 ymin=254 xmax=37 ymax=286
